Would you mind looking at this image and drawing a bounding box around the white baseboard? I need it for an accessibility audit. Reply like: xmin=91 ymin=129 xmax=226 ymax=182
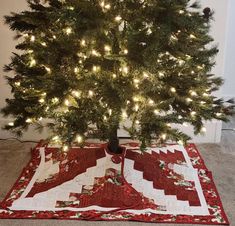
xmin=0 ymin=118 xmax=222 ymax=143
xmin=0 ymin=118 xmax=49 ymax=141
xmin=172 ymin=120 xmax=222 ymax=143
xmin=118 ymin=120 xmax=222 ymax=143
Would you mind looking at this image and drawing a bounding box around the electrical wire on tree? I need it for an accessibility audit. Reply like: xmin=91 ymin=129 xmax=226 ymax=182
xmin=2 ymin=0 xmax=234 ymax=153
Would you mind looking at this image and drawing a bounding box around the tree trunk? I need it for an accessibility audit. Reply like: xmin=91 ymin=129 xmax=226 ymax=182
xmin=107 ymin=127 xmax=123 ymax=154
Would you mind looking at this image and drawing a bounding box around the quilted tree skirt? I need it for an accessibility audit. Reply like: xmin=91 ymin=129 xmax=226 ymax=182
xmin=0 ymin=142 xmax=229 ymax=225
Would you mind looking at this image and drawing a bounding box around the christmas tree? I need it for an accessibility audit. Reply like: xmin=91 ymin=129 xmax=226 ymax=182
xmin=2 ymin=0 xmax=234 ymax=152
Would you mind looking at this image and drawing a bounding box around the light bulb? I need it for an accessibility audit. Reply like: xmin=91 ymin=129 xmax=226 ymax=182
xmin=108 ymin=109 xmax=112 ymax=115
xmin=178 ymin=140 xmax=184 ymax=145
xmin=39 ymin=98 xmax=45 ymax=103
xmin=179 ymin=10 xmax=184 ymax=14
xmin=143 ymin=72 xmax=149 ymax=78
xmin=178 ymin=59 xmax=185 ymax=66
xmin=123 ymin=66 xmax=128 ymax=74
xmin=201 ymin=127 xmax=207 ymax=133
xmin=169 ymin=55 xmax=176 ymax=60
xmin=203 ymin=93 xmax=209 ymax=97
xmin=161 ymin=134 xmax=167 ymax=140
xmin=52 ymin=135 xmax=60 ymax=141
xmin=66 ymin=27 xmax=72 ymax=35
xmin=29 ymin=59 xmax=36 ymax=67
xmin=122 ymin=111 xmax=128 ymax=119
xmin=170 ymin=34 xmax=178 ymax=41
xmin=112 ymin=74 xmax=117 ymax=78
xmin=68 ymin=6 xmax=74 ymax=10
xmin=186 ymin=98 xmax=193 ymax=102
xmin=191 ymin=111 xmax=196 ymax=116
xmin=133 ymin=96 xmax=139 ymax=102
xmin=189 ymin=34 xmax=196 ymax=39
xmin=41 ymin=42 xmax=47 ymax=46
xmin=170 ymin=87 xmax=176 ymax=93
xmin=76 ymin=135 xmax=83 ymax=143
xmin=52 ymin=97 xmax=59 ymax=103
xmin=26 ymin=118 xmax=32 ymax=123
xmin=63 ymin=146 xmax=69 ymax=152
xmin=45 ymin=67 xmax=51 ymax=73
xmin=88 ymin=90 xmax=94 ymax=97
xmin=81 ymin=39 xmax=86 ymax=46
xmin=64 ymin=99 xmax=70 ymax=106
xmin=197 ymin=65 xmax=203 ymax=70
xmin=72 ymin=91 xmax=81 ymax=98
xmin=154 ymin=109 xmax=159 ymax=115
xmin=8 ymin=122 xmax=14 ymax=126
xmin=216 ymin=113 xmax=222 ymax=117
xmin=104 ymin=4 xmax=111 ymax=9
xmin=135 ymin=120 xmax=140 ymax=125
xmin=123 ymin=49 xmax=128 ymax=54
xmin=134 ymin=104 xmax=139 ymax=111
xmin=92 ymin=65 xmax=99 ymax=72
xmin=115 ymin=15 xmax=122 ymax=21
xmin=91 ymin=49 xmax=99 ymax=56
xmin=190 ymin=91 xmax=197 ymax=96
xmin=104 ymin=45 xmax=111 ymax=51
xmin=53 ymin=35 xmax=57 ymax=39
xmin=74 ymin=67 xmax=79 ymax=73
xmin=147 ymin=28 xmax=152 ymax=35
xmin=134 ymin=79 xmax=140 ymax=84
xmin=186 ymin=54 xmax=192 ymax=60
xmin=15 ymin=82 xmax=21 ymax=86
xmin=159 ymin=72 xmax=164 ymax=77
xmin=30 ymin=35 xmax=35 ymax=42
xmin=148 ymin=99 xmax=154 ymax=105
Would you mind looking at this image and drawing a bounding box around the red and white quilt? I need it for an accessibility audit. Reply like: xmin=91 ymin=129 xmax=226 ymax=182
xmin=0 ymin=142 xmax=229 ymax=225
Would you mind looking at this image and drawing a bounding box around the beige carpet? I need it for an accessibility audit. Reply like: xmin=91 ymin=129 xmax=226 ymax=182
xmin=0 ymin=138 xmax=234 ymax=226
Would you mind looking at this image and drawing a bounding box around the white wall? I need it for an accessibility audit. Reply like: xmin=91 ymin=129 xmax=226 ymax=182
xmin=0 ymin=0 xmax=28 ymax=108
xmin=223 ymin=0 xmax=235 ymax=99
xmin=0 ymin=0 xmax=230 ymax=142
